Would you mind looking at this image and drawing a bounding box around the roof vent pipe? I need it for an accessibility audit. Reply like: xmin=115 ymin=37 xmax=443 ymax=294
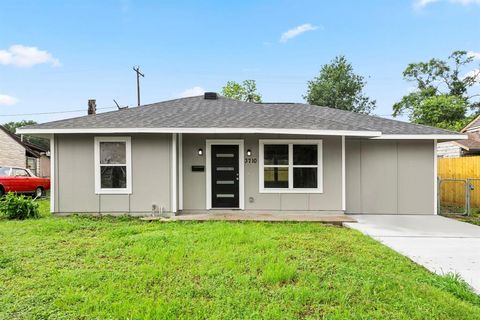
xmin=204 ymin=92 xmax=218 ymax=100
xmin=88 ymin=99 xmax=96 ymax=115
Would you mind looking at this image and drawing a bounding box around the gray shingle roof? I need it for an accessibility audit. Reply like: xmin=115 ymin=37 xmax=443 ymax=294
xmin=21 ymin=95 xmax=459 ymax=135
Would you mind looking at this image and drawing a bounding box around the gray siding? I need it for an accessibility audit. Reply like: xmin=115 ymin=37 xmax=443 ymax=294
xmin=55 ymin=134 xmax=171 ymax=214
xmin=437 ymin=141 xmax=461 ymax=158
xmin=182 ymin=134 xmax=343 ymax=213
xmin=346 ymin=139 xmax=435 ymax=214
xmin=55 ymin=134 xmax=98 ymax=212
xmin=53 ymin=133 xmax=436 ymax=216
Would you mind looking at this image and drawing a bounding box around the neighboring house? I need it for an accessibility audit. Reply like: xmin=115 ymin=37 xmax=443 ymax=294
xmin=0 ymin=125 xmax=50 ymax=177
xmin=437 ymin=115 xmax=480 ymax=158
xmin=18 ymin=93 xmax=465 ymax=216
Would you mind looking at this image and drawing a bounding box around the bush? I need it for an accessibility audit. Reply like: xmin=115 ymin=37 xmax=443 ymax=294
xmin=0 ymin=193 xmax=39 ymax=220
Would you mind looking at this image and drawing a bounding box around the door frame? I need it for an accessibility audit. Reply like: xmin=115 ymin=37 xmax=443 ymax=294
xmin=206 ymin=139 xmax=244 ymax=210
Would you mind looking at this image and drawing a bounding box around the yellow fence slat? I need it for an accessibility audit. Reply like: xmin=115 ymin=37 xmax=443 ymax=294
xmin=438 ymin=156 xmax=480 ymax=208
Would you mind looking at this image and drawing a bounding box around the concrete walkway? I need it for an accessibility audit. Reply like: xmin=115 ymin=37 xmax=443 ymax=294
xmin=345 ymin=215 xmax=480 ymax=293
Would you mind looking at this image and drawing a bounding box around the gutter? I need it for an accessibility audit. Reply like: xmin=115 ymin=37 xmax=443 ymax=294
xmin=371 ymin=134 xmax=468 ymax=140
xmin=16 ymin=128 xmax=468 ymax=141
xmin=16 ymin=127 xmax=383 ymax=137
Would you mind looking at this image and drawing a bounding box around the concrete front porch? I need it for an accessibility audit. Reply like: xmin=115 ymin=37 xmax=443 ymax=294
xmin=144 ymin=212 xmax=357 ymax=225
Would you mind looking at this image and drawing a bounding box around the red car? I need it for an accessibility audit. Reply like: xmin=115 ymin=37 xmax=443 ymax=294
xmin=0 ymin=166 xmax=50 ymax=198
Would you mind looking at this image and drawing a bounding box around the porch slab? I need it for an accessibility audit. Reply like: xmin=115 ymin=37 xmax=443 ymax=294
xmin=170 ymin=212 xmax=356 ymax=225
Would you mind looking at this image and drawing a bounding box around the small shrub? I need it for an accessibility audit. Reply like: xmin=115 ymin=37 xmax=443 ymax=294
xmin=0 ymin=193 xmax=39 ymax=220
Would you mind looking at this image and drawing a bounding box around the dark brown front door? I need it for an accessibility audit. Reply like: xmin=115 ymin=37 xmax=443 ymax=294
xmin=211 ymin=145 xmax=239 ymax=208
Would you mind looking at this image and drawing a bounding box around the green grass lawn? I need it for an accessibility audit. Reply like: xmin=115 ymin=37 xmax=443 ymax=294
xmin=1 ymin=200 xmax=480 ymax=319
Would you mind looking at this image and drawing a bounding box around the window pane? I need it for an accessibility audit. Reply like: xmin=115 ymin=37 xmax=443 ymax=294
xmin=101 ymin=166 xmax=127 ymax=188
xmin=264 ymin=145 xmax=288 ymax=165
xmin=100 ymin=142 xmax=126 ymax=164
xmin=264 ymin=167 xmax=289 ymax=188
xmin=293 ymin=144 xmax=317 ymax=165
xmin=26 ymin=157 xmax=37 ymax=176
xmin=293 ymin=168 xmax=317 ymax=188
xmin=13 ymin=169 xmax=29 ymax=177
xmin=0 ymin=167 xmax=10 ymax=176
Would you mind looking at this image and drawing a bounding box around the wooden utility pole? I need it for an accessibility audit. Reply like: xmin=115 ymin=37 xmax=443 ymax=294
xmin=133 ymin=66 xmax=144 ymax=107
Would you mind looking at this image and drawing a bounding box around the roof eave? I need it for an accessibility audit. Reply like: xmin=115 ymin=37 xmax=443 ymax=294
xmin=16 ymin=127 xmax=382 ymax=137
xmin=461 ymin=114 xmax=480 ymax=132
xmin=452 ymin=141 xmax=470 ymax=150
xmin=372 ymin=134 xmax=468 ymax=140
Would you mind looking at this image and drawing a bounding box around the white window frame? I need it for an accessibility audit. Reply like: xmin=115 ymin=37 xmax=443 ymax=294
xmin=259 ymin=139 xmax=323 ymax=194
xmin=94 ymin=136 xmax=132 ymax=194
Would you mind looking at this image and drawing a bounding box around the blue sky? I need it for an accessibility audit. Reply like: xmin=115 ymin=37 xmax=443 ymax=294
xmin=0 ymin=0 xmax=479 ymax=124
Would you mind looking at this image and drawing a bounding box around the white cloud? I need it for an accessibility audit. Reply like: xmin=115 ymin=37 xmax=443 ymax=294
xmin=414 ymin=0 xmax=480 ymax=9
xmin=0 ymin=45 xmax=60 ymax=67
xmin=414 ymin=0 xmax=439 ymax=9
xmin=178 ymin=86 xmax=205 ymax=98
xmin=468 ymin=51 xmax=480 ymax=60
xmin=0 ymin=94 xmax=18 ymax=106
xmin=407 ymin=86 xmax=419 ymax=93
xmin=280 ymin=24 xmax=320 ymax=43
xmin=463 ymin=69 xmax=480 ymax=81
xmin=452 ymin=0 xmax=480 ymax=4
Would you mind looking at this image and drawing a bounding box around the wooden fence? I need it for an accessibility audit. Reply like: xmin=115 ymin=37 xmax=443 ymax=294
xmin=438 ymin=156 xmax=480 ymax=208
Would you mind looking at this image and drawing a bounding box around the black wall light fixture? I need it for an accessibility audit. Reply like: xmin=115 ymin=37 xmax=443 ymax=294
xmin=198 ymin=148 xmax=203 ymax=156
xmin=246 ymin=149 xmax=252 ymax=156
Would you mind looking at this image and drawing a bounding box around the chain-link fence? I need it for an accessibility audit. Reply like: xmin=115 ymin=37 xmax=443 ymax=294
xmin=438 ymin=178 xmax=478 ymax=215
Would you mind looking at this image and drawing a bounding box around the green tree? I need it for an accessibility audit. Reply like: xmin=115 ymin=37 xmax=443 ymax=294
xmin=393 ymin=50 xmax=480 ymax=130
xmin=304 ymin=55 xmax=376 ymax=114
xmin=405 ymin=94 xmax=470 ymax=131
xmin=3 ymin=120 xmax=37 ymax=133
xmin=221 ymin=80 xmax=262 ymax=103
xmin=3 ymin=120 xmax=50 ymax=150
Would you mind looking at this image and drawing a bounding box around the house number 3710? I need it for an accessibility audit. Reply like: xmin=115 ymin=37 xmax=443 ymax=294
xmin=245 ymin=158 xmax=257 ymax=164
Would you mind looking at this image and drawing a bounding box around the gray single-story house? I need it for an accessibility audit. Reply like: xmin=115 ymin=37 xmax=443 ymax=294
xmin=18 ymin=93 xmax=466 ymax=216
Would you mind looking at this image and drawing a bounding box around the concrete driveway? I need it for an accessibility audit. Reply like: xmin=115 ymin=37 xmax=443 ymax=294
xmin=345 ymin=215 xmax=480 ymax=293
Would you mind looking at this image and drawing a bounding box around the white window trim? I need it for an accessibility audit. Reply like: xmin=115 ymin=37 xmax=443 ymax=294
xmin=259 ymin=139 xmax=323 ymax=194
xmin=178 ymin=133 xmax=183 ymax=211
xmin=206 ymin=139 xmax=245 ymax=210
xmin=94 ymin=136 xmax=132 ymax=194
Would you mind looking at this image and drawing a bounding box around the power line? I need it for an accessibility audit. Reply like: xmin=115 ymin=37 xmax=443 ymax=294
xmin=0 ymin=106 xmax=116 ymax=117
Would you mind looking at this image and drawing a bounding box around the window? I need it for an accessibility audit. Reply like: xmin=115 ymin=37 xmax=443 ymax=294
xmin=13 ymin=168 xmax=30 ymax=177
xmin=259 ymin=140 xmax=322 ymax=193
xmin=94 ymin=137 xmax=131 ymax=194
xmin=26 ymin=157 xmax=38 ymax=176
xmin=0 ymin=167 xmax=10 ymax=176
xmin=263 ymin=145 xmax=289 ymax=188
